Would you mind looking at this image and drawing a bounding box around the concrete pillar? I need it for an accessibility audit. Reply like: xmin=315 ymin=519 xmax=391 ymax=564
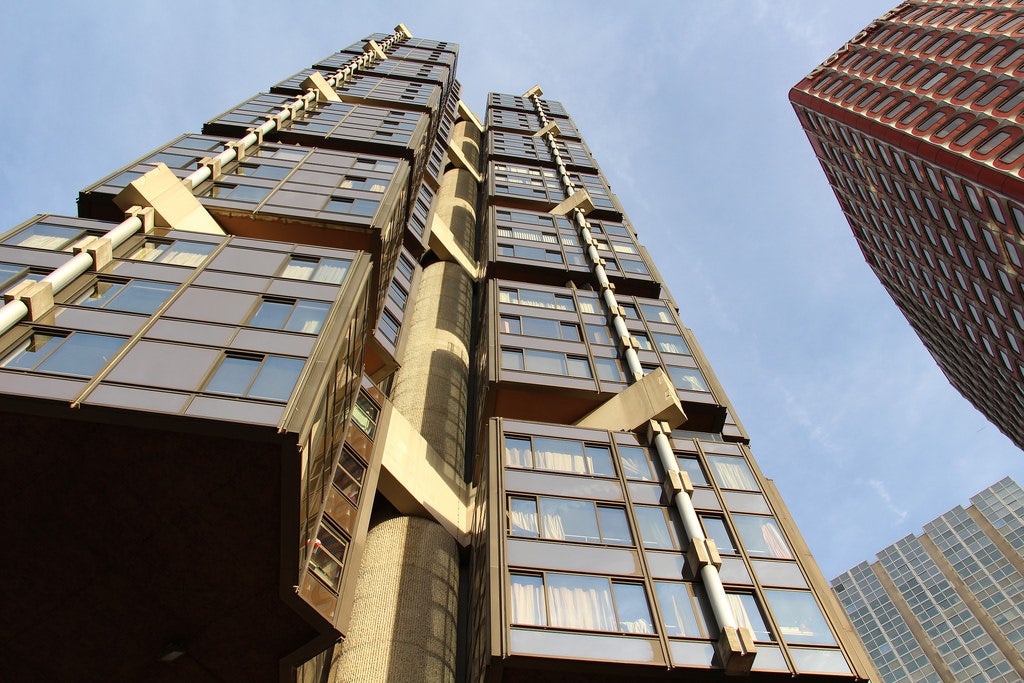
xmin=332 ymin=515 xmax=459 ymax=683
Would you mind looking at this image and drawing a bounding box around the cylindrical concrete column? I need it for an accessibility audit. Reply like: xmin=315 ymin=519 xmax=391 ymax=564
xmin=389 ymin=261 xmax=474 ymax=478
xmin=332 ymin=515 xmax=459 ymax=683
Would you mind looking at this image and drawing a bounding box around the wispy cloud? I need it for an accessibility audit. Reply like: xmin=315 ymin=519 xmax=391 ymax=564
xmin=866 ymin=479 xmax=909 ymax=526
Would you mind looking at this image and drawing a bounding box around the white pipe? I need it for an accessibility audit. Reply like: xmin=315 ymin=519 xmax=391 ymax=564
xmin=0 ymin=300 xmax=28 ymax=336
xmin=42 ymin=253 xmax=95 ymax=292
xmin=107 ymin=216 xmax=144 ymax=247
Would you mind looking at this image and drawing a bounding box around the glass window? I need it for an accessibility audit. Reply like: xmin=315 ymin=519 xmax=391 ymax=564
xmin=1 ymin=331 xmax=124 ymax=377
xmin=594 ymin=357 xmax=625 ymax=382
xmin=539 ymin=497 xmax=601 ymax=543
xmin=727 ymin=593 xmax=773 ymax=642
xmin=597 ymin=506 xmax=633 ymax=546
xmin=505 ymin=435 xmax=533 ymax=468
xmin=732 ymin=515 xmax=793 ymax=559
xmin=677 ymin=455 xmax=708 ymax=486
xmin=655 ymin=582 xmax=707 ymax=637
xmin=510 ymin=497 xmax=540 ymax=537
xmin=499 ymin=287 xmax=574 ymax=311
xmin=586 ymin=324 xmax=612 ymax=345
xmin=325 ymin=196 xmax=379 ymax=216
xmin=510 ymin=574 xmax=546 ymax=626
xmin=653 ymin=332 xmax=689 ymax=355
xmin=351 ymin=392 xmax=379 ymax=437
xmin=522 ymin=348 xmax=591 ymax=378
xmin=764 ymin=591 xmax=836 ymax=645
xmin=700 ymin=516 xmax=737 ymax=554
xmin=205 ymin=353 xmax=304 ymax=402
xmin=633 ymin=332 xmax=652 ymax=350
xmin=309 ymin=522 xmax=347 ymax=591
xmin=531 ymin=437 xmax=614 ymax=476
xmin=612 ymin=583 xmax=654 ymax=634
xmin=207 ymin=182 xmax=272 ymax=203
xmin=707 ymin=455 xmax=759 ymax=491
xmin=618 ymin=445 xmax=654 ymax=481
xmin=130 ymin=239 xmax=216 ymax=267
xmin=249 ymin=297 xmax=331 ymax=334
xmin=639 ymin=302 xmax=673 ymax=324
xmin=4 ymin=223 xmax=85 ymax=250
xmin=635 ymin=506 xmax=678 ymax=549
xmin=76 ymin=279 xmax=176 ymax=314
xmin=667 ymin=365 xmax=710 ymax=392
xmin=281 ymin=256 xmax=350 ymax=284
xmin=333 ymin=448 xmax=366 ymax=504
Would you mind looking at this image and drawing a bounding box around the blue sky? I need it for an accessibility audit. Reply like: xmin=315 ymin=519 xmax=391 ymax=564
xmin=2 ymin=1 xmax=1022 ymax=578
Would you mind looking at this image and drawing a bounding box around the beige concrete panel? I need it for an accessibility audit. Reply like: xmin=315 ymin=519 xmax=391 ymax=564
xmin=451 ymin=121 xmax=480 ymax=171
xmin=390 ymin=262 xmax=473 ymax=478
xmin=374 ymin=403 xmax=471 ymax=544
xmin=456 ymin=100 xmax=483 ymax=134
xmin=301 ymin=71 xmax=342 ymax=102
xmin=113 ymin=164 xmax=224 ymax=235
xmin=427 ymin=167 xmax=478 ymax=268
xmin=574 ymin=367 xmax=686 ymax=432
xmin=549 ymin=188 xmax=595 ymax=217
xmin=332 ymin=516 xmax=459 ymax=683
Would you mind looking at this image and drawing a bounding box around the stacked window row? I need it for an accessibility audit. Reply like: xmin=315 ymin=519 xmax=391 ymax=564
xmin=271 ymin=72 xmax=442 ymax=112
xmin=0 ymin=216 xmax=363 ymax=421
xmin=499 ymin=422 xmax=851 ymax=674
xmin=971 ymin=477 xmax=1024 ymax=557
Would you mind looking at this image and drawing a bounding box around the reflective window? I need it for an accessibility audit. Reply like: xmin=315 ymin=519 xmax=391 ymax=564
xmin=594 ymin=357 xmax=625 ymax=381
xmin=76 ymin=279 xmax=176 ymax=314
xmin=677 ymin=455 xmax=708 ymax=486
xmin=764 ymin=590 xmax=836 ymax=645
xmin=308 ymin=521 xmax=347 ymax=591
xmin=204 ymin=353 xmax=305 ymax=402
xmin=707 ymin=455 xmax=759 ymax=491
xmin=635 ymin=506 xmax=679 ymax=549
xmin=510 ymin=497 xmax=540 ymax=537
xmin=654 ymin=332 xmax=690 ymax=355
xmin=727 ymin=592 xmax=773 ymax=642
xmin=510 ymin=573 xmax=654 ymax=634
xmin=501 ymin=348 xmax=592 ymax=378
xmin=501 ymin=315 xmax=579 ymax=341
xmin=639 ymin=302 xmax=673 ymax=324
xmin=3 ymin=223 xmax=86 ymax=250
xmin=499 ymin=287 xmax=575 ymax=311
xmin=0 ymin=331 xmax=124 ymax=377
xmin=510 ymin=496 xmax=633 ymax=546
xmin=504 ymin=434 xmax=615 ymax=477
xmin=280 ymin=256 xmax=350 ymax=284
xmin=130 ymin=239 xmax=216 ymax=267
xmin=667 ymin=365 xmax=710 ymax=392
xmin=333 ymin=447 xmax=366 ymax=504
xmin=351 ymin=392 xmax=379 ymax=437
xmin=618 ymin=445 xmax=654 ymax=481
xmin=655 ymin=581 xmax=710 ymax=637
xmin=586 ymin=324 xmax=612 ymax=345
xmin=732 ymin=515 xmax=792 ymax=559
xmin=249 ymin=297 xmax=331 ymax=334
xmin=700 ymin=515 xmax=737 ymax=554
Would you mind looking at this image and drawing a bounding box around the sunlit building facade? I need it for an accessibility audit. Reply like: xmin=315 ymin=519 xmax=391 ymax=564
xmin=0 ymin=25 xmax=873 ymax=682
xmin=791 ymin=1 xmax=1024 ymax=449
xmin=833 ymin=477 xmax=1024 ymax=682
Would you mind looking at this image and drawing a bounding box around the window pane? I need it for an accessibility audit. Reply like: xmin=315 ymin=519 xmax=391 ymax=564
xmin=546 ymin=573 xmax=616 ymax=631
xmin=282 ymin=257 xmax=316 ymax=280
xmin=534 ymin=437 xmax=587 ymax=474
xmin=701 ymin=516 xmax=737 ymax=554
xmin=520 ymin=316 xmax=558 ymax=338
xmin=159 ymin=240 xmax=215 ymax=266
xmin=764 ymin=591 xmax=836 ymax=645
xmin=1 ymin=332 xmax=64 ymax=370
xmin=312 ymin=258 xmax=350 ymax=284
xmin=587 ymin=324 xmax=611 ymax=344
xmin=728 ymin=593 xmax=773 ymax=642
xmin=352 ymin=393 xmax=379 ymax=437
xmin=107 ymin=281 xmax=176 ymax=314
xmin=539 ymin=497 xmax=600 ymax=542
xmin=668 ymin=366 xmax=710 ymax=392
xmin=597 ymin=506 xmax=633 ymax=546
xmin=501 ymin=348 xmax=524 ymax=370
xmin=613 ymin=583 xmax=654 ymax=634
xmin=206 ymin=355 xmax=260 ymax=395
xmin=585 ymin=444 xmax=615 ymax=476
xmin=309 ymin=524 xmax=346 ymax=590
xmin=640 ymin=303 xmax=672 ymax=323
xmin=707 ymin=455 xmax=759 ymax=491
xmin=36 ymin=333 xmax=123 ymax=377
xmin=505 ymin=435 xmax=533 ymax=468
xmin=635 ymin=506 xmax=677 ymax=549
xmin=633 ymin=333 xmax=652 ymax=350
xmin=732 ymin=515 xmax=792 ymax=559
xmin=6 ymin=224 xmax=83 ymax=249
xmin=524 ymin=348 xmax=566 ymax=375
xmin=285 ymin=300 xmax=331 ymax=334
xmin=500 ymin=315 xmax=521 ymax=334
xmin=618 ymin=445 xmax=653 ymax=480
xmin=559 ymin=322 xmax=581 ymax=341
xmin=565 ymin=356 xmax=592 ymax=378
xmin=77 ymin=281 xmax=124 ymax=308
xmin=677 ymin=456 xmax=708 ymax=486
xmin=250 ymin=299 xmax=293 ymax=329
xmin=510 ymin=497 xmax=539 ymax=538
xmin=655 ymin=582 xmax=703 ymax=637
xmin=594 ymin=357 xmax=624 ymax=381
xmin=510 ymin=574 xmax=546 ymax=626
xmin=248 ymin=356 xmax=304 ymax=401
xmin=654 ymin=332 xmax=690 ymax=355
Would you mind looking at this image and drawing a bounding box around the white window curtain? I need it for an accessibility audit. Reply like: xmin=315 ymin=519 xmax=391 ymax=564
xmin=510 ymin=575 xmax=546 ymax=626
xmin=546 ymin=574 xmax=616 ymax=631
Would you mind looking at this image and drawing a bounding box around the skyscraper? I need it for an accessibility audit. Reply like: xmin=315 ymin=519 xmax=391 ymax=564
xmin=833 ymin=477 xmax=1024 ymax=683
xmin=790 ymin=1 xmax=1024 ymax=450
xmin=0 ymin=25 xmax=873 ymax=682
